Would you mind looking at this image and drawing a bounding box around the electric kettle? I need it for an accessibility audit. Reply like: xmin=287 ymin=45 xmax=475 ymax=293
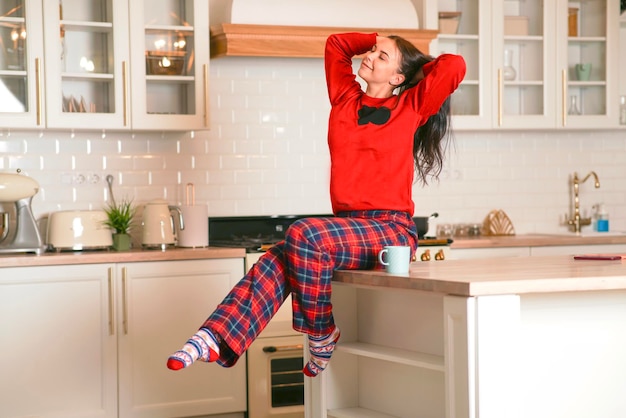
xmin=141 ymin=200 xmax=184 ymax=249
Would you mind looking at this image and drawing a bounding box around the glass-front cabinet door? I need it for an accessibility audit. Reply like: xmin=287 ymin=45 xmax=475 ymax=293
xmin=436 ymin=0 xmax=493 ymax=129
xmin=0 ymin=0 xmax=44 ymax=128
xmin=436 ymin=0 xmax=619 ymax=130
xmin=43 ymin=0 xmax=129 ymax=130
xmin=556 ymin=0 xmax=619 ymax=129
xmin=15 ymin=0 xmax=208 ymax=131
xmin=128 ymin=0 xmax=209 ymax=131
xmin=491 ymin=1 xmax=552 ymax=129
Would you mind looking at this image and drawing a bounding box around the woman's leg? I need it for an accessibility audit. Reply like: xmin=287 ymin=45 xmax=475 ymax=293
xmin=283 ymin=210 xmax=416 ymax=375
xmin=168 ymin=210 xmax=417 ymax=374
xmin=168 ymin=243 xmax=291 ymax=368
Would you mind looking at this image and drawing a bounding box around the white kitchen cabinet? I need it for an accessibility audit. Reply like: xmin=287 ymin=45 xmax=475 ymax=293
xmin=127 ymin=0 xmax=209 ymax=131
xmin=0 ymin=0 xmax=209 ymax=131
xmin=0 ymin=0 xmax=45 ymax=128
xmin=117 ymin=259 xmax=246 ymax=418
xmin=42 ymin=0 xmax=130 ymax=130
xmin=0 ymin=263 xmax=118 ymax=418
xmin=436 ymin=0 xmax=620 ymax=130
xmin=307 ymin=284 xmax=446 ymax=418
xmin=0 ymin=258 xmax=246 ymax=418
xmin=530 ymin=243 xmax=626 ymax=256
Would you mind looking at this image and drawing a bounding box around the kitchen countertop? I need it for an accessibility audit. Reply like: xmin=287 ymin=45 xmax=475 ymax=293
xmin=1 ymin=234 xmax=625 ymax=268
xmin=449 ymin=233 xmax=626 ymax=249
xmin=0 ymin=246 xmax=246 ymax=268
xmin=334 ymin=255 xmax=626 ymax=297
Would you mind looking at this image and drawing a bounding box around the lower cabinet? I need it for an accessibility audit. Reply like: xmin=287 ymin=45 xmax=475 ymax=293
xmin=0 ymin=258 xmax=246 ymax=418
xmin=307 ymin=283 xmax=447 ymax=418
xmin=450 ymin=243 xmax=626 ymax=259
xmin=448 ymin=246 xmax=530 ymax=259
xmin=529 ymin=243 xmax=626 ymax=256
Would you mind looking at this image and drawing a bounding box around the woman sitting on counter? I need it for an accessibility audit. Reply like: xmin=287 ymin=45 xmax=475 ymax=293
xmin=167 ymin=32 xmax=466 ymax=376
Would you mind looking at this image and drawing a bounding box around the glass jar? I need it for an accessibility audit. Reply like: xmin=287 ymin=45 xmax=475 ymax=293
xmin=568 ymin=95 xmax=581 ymax=115
xmin=502 ymin=49 xmax=517 ymax=81
xmin=620 ymin=95 xmax=626 ymax=125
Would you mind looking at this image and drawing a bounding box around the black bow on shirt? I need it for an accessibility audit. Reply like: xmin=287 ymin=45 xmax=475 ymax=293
xmin=357 ymin=105 xmax=391 ymax=125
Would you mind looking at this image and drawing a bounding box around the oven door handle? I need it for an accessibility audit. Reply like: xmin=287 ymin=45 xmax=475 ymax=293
xmin=262 ymin=344 xmax=304 ymax=353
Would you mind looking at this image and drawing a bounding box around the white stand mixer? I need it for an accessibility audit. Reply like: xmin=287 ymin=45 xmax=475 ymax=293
xmin=0 ymin=171 xmax=47 ymax=255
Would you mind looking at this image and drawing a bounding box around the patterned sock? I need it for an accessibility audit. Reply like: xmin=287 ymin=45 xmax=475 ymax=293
xmin=167 ymin=327 xmax=220 ymax=370
xmin=303 ymin=326 xmax=341 ymax=377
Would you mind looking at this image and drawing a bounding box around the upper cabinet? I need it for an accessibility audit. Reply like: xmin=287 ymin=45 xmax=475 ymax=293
xmin=127 ymin=0 xmax=209 ymax=131
xmin=0 ymin=0 xmax=209 ymax=132
xmin=0 ymin=0 xmax=44 ymax=128
xmin=436 ymin=0 xmax=620 ymax=130
xmin=42 ymin=0 xmax=130 ymax=130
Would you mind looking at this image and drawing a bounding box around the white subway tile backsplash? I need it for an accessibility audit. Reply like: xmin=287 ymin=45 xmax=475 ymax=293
xmin=1 ymin=57 xmax=625 ymax=234
xmin=221 ymin=184 xmax=249 ymax=200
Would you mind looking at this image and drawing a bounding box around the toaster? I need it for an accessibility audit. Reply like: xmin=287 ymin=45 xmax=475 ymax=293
xmin=47 ymin=210 xmax=113 ymax=251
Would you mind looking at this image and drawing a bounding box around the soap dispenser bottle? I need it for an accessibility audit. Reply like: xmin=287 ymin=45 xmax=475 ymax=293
xmin=594 ymin=203 xmax=609 ymax=232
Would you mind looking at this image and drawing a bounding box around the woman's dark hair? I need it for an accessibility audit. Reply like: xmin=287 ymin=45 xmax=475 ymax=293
xmin=388 ymin=35 xmax=453 ymax=185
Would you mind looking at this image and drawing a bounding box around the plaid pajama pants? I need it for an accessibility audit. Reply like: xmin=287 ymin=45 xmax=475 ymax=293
xmin=203 ymin=210 xmax=418 ymax=367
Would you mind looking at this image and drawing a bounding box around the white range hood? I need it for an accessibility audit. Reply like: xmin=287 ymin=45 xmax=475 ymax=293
xmin=209 ymin=0 xmax=437 ymax=58
xmin=228 ymin=0 xmax=419 ymax=28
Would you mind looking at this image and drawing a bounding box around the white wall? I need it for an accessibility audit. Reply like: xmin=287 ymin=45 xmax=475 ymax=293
xmin=1 ymin=56 xmax=624 ymax=237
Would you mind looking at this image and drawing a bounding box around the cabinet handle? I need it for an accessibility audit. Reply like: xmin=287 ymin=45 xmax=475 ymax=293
xmin=262 ymin=344 xmax=304 ymax=353
xmin=122 ymin=267 xmax=128 ymax=334
xmin=122 ymin=61 xmax=129 ymax=127
xmin=203 ymin=64 xmax=209 ymax=127
xmin=561 ymin=69 xmax=567 ymax=127
xmin=108 ymin=267 xmax=115 ymax=335
xmin=497 ymin=68 xmax=503 ymax=127
xmin=35 ymin=58 xmax=42 ymax=126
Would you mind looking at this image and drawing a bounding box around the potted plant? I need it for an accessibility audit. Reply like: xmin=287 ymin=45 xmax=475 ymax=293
xmin=103 ymin=198 xmax=136 ymax=251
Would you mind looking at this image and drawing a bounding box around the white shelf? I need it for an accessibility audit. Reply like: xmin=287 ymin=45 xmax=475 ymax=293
xmin=329 ymin=407 xmax=399 ymax=418
xmin=336 ymin=342 xmax=444 ymax=372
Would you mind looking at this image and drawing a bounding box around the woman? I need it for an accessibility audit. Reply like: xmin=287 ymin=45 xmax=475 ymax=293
xmin=167 ymin=32 xmax=466 ymax=377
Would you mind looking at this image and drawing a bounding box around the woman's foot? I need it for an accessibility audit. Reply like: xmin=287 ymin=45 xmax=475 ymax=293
xmin=303 ymin=326 xmax=341 ymax=377
xmin=167 ymin=327 xmax=220 ymax=370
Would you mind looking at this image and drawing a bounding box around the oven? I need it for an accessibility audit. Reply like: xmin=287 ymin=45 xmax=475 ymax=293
xmin=246 ymin=334 xmax=305 ymax=418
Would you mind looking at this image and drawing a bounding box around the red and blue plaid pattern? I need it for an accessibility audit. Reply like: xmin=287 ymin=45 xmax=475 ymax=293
xmin=203 ymin=210 xmax=417 ymax=367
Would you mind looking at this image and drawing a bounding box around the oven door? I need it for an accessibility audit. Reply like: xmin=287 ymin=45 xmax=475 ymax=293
xmin=247 ymin=335 xmax=305 ymax=418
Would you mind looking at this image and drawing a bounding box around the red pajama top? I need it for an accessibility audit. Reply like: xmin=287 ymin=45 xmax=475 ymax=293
xmin=325 ymin=33 xmax=466 ymax=216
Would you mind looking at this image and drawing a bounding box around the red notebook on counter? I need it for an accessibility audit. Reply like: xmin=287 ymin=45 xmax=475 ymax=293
xmin=573 ymin=254 xmax=626 ymax=261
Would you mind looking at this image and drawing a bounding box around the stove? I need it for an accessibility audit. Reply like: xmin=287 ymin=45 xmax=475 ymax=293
xmin=208 ymin=215 xmax=332 ymax=253
xmin=208 ymin=215 xmax=453 ymax=253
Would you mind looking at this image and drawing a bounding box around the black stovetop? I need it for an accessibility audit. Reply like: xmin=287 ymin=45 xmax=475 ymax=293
xmin=208 ymin=214 xmax=331 ymax=252
xmin=208 ymin=214 xmax=450 ymax=252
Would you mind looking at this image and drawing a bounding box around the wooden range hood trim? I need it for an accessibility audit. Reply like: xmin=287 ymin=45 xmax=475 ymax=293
xmin=210 ymin=23 xmax=438 ymax=58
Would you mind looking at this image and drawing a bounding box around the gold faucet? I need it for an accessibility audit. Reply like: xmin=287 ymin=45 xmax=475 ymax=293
xmin=567 ymin=171 xmax=600 ymax=233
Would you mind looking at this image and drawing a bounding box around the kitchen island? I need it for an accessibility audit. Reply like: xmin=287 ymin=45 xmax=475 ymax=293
xmin=307 ymin=255 xmax=626 ymax=418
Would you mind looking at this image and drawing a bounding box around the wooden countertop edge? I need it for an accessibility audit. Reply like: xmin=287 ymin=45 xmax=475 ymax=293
xmin=333 ymin=256 xmax=626 ymax=297
xmin=450 ymin=234 xmax=626 ymax=249
xmin=0 ymin=247 xmax=246 ymax=268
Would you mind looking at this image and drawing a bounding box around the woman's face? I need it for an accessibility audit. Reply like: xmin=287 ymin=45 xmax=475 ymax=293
xmin=358 ymin=37 xmax=404 ymax=87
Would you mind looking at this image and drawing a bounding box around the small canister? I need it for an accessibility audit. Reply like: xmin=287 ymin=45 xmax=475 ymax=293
xmin=595 ymin=203 xmax=609 ymax=232
xmin=177 ymin=183 xmax=209 ymax=248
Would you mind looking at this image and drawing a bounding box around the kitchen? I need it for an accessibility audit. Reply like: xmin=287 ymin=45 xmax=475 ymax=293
xmin=1 ymin=0 xmax=626 ymax=418
xmin=0 ymin=0 xmax=623 ymax=233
